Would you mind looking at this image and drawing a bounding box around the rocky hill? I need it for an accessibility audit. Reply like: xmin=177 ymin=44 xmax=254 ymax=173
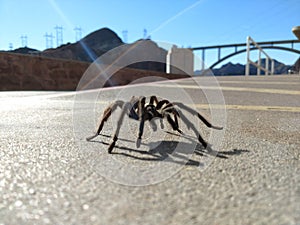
xmin=40 ymin=27 xmax=168 ymax=73
xmin=292 ymin=57 xmax=300 ymax=73
xmin=9 ymin=46 xmax=39 ymax=54
xmin=41 ymin=27 xmax=124 ymax=62
xmin=212 ymin=59 xmax=294 ymax=75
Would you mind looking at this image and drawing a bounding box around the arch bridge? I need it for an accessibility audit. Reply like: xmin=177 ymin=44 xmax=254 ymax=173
xmin=191 ymin=39 xmax=300 ymax=70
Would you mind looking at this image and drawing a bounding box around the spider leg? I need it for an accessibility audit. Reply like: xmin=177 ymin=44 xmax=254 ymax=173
xmin=128 ymin=96 xmax=140 ymax=120
xmin=173 ymin=102 xmax=223 ymax=130
xmin=149 ymin=95 xmax=159 ymax=105
xmin=136 ymin=96 xmax=146 ymax=118
xmin=156 ymin=100 xmax=171 ymax=110
xmin=108 ymin=102 xmax=132 ymax=153
xmin=159 ymin=102 xmax=183 ymax=134
xmin=166 ymin=114 xmax=183 ymax=134
xmin=149 ymin=96 xmax=166 ymax=129
xmin=136 ymin=97 xmax=146 ymax=148
xmin=150 ymin=96 xmax=172 ymax=111
xmin=136 ymin=115 xmax=145 ymax=148
xmin=86 ymin=100 xmax=124 ymax=141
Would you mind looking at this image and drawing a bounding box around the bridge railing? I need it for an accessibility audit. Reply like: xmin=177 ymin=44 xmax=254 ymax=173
xmin=245 ymin=36 xmax=275 ymax=76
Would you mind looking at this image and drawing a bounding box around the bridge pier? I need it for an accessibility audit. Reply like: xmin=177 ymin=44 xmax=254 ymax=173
xmin=201 ymin=49 xmax=205 ymax=71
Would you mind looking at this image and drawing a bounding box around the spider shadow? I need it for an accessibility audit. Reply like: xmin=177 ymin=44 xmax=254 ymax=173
xmin=89 ymin=133 xmax=250 ymax=167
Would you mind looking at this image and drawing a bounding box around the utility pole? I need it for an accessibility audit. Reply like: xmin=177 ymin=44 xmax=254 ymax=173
xmin=54 ymin=25 xmax=63 ymax=47
xmin=74 ymin=27 xmax=82 ymax=41
xmin=44 ymin=33 xmax=54 ymax=49
xmin=20 ymin=35 xmax=27 ymax=47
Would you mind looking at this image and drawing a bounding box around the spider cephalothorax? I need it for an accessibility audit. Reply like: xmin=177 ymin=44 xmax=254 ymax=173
xmin=86 ymin=95 xmax=223 ymax=153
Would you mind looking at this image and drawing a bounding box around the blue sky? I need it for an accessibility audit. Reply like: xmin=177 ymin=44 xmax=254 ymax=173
xmin=0 ymin=0 xmax=299 ymax=67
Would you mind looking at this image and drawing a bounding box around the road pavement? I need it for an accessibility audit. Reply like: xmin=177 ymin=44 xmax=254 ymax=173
xmin=0 ymin=75 xmax=299 ymax=224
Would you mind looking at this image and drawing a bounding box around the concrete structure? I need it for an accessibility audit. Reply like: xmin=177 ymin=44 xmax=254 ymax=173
xmin=166 ymin=45 xmax=194 ymax=75
xmin=0 ymin=52 xmax=189 ymax=91
xmin=292 ymin=26 xmax=300 ymax=40
xmin=245 ymin=36 xmax=274 ymax=76
xmin=0 ymin=52 xmax=89 ymax=90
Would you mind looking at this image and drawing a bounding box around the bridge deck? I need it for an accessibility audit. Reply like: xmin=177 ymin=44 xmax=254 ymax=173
xmin=191 ymin=39 xmax=300 ymax=50
xmin=191 ymin=39 xmax=300 ymax=69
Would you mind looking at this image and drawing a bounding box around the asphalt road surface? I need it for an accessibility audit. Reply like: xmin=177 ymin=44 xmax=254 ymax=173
xmin=1 ymin=75 xmax=299 ymax=225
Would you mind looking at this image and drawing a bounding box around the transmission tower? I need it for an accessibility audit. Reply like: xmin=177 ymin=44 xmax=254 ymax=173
xmin=9 ymin=43 xmax=13 ymax=50
xmin=44 ymin=33 xmax=54 ymax=49
xmin=122 ymin=30 xmax=128 ymax=43
xmin=54 ymin=25 xmax=63 ymax=47
xmin=143 ymin=29 xmax=147 ymax=39
xmin=20 ymin=35 xmax=28 ymax=47
xmin=74 ymin=27 xmax=82 ymax=41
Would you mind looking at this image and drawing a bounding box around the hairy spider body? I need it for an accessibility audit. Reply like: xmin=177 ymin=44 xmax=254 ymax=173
xmin=86 ymin=95 xmax=223 ymax=153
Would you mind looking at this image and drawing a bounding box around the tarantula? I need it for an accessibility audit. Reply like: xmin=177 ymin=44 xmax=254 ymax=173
xmin=86 ymin=95 xmax=223 ymax=153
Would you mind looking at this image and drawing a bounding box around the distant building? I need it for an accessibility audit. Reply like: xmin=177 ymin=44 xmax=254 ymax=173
xmin=166 ymin=45 xmax=194 ymax=75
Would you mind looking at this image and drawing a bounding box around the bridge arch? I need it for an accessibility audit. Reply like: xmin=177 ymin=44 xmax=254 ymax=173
xmin=209 ymin=46 xmax=300 ymax=69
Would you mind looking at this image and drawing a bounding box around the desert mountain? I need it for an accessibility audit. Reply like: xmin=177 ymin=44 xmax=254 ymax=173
xmin=40 ymin=28 xmax=168 ymax=72
xmin=212 ymin=59 xmax=294 ymax=75
xmin=41 ymin=27 xmax=124 ymax=62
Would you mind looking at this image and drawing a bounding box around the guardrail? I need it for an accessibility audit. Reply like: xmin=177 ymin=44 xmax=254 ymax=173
xmin=245 ymin=36 xmax=275 ymax=76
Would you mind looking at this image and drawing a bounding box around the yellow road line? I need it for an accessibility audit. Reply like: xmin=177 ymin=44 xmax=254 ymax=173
xmin=218 ymin=80 xmax=299 ymax=85
xmin=195 ymin=104 xmax=300 ymax=112
xmin=178 ymin=80 xmax=299 ymax=85
xmin=95 ymin=101 xmax=300 ymax=113
xmin=149 ymin=83 xmax=300 ymax=95
xmin=219 ymin=86 xmax=300 ymax=95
